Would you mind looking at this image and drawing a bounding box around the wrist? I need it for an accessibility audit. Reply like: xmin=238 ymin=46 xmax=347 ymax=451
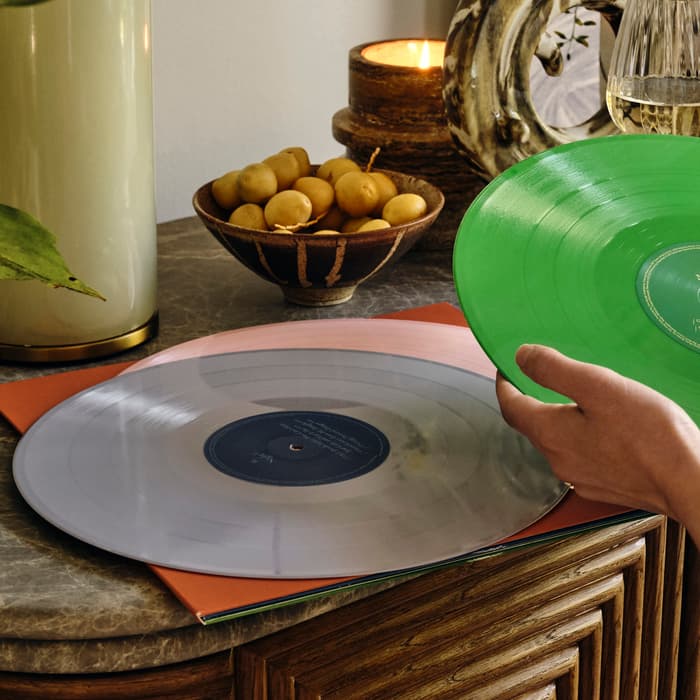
xmin=663 ymin=431 xmax=700 ymax=547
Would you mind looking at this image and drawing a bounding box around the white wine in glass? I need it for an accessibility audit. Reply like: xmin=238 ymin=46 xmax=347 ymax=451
xmin=606 ymin=0 xmax=700 ymax=136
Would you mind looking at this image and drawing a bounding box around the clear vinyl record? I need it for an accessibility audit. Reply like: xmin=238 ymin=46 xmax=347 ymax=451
xmin=13 ymin=322 xmax=566 ymax=579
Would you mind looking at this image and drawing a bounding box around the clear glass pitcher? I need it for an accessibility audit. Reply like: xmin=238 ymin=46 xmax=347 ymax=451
xmin=606 ymin=0 xmax=700 ymax=135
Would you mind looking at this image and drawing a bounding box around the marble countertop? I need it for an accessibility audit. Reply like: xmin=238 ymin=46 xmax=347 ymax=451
xmin=0 ymin=216 xmax=459 ymax=674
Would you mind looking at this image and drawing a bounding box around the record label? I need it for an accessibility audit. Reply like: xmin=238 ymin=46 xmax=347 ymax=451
xmin=636 ymin=242 xmax=700 ymax=354
xmin=204 ymin=410 xmax=391 ymax=486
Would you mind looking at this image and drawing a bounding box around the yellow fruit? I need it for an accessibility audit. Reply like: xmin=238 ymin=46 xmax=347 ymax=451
xmin=357 ymin=218 xmax=391 ymax=232
xmin=263 ymin=152 xmax=301 ymax=191
xmin=237 ymin=163 xmax=278 ymax=203
xmin=313 ymin=229 xmax=340 ymax=235
xmin=382 ymin=193 xmax=428 ymax=226
xmin=264 ymin=190 xmax=313 ymax=229
xmin=211 ymin=170 xmax=241 ymax=210
xmin=293 ymin=176 xmax=335 ymax=218
xmin=334 ymin=171 xmax=379 ymax=217
xmin=341 ymin=216 xmax=372 ymax=233
xmin=279 ymin=146 xmax=312 ymax=178
xmin=229 ymin=203 xmax=267 ymax=230
xmin=316 ymin=156 xmax=361 ymax=186
xmin=369 ymin=172 xmax=398 ymax=216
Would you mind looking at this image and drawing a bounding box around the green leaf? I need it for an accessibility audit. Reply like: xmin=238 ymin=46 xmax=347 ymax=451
xmin=0 ymin=265 xmax=32 ymax=280
xmin=0 ymin=203 xmax=105 ymax=299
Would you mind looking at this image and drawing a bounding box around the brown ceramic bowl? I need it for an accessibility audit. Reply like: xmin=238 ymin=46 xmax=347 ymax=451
xmin=192 ymin=169 xmax=445 ymax=306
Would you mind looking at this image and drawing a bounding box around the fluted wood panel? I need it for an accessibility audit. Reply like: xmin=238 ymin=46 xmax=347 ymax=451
xmin=431 ymin=647 xmax=581 ymax=700
xmin=405 ymin=609 xmax=603 ymax=699
xmin=679 ymin=538 xmax=700 ymax=700
xmin=514 ymin=686 xmax=558 ymax=700
xmin=659 ymin=521 xmax=685 ymax=699
xmin=237 ymin=516 xmax=689 ymax=699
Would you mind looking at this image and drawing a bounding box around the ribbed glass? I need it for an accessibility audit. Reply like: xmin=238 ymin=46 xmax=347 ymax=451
xmin=606 ymin=0 xmax=700 ymax=134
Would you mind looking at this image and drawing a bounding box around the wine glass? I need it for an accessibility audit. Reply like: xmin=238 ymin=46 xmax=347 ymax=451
xmin=606 ymin=0 xmax=700 ymax=135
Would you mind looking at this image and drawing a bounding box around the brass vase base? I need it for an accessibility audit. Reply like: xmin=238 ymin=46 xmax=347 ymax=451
xmin=0 ymin=313 xmax=159 ymax=364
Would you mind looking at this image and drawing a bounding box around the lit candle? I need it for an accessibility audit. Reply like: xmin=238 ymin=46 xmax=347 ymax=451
xmin=340 ymin=39 xmax=446 ymax=128
xmin=333 ymin=38 xmax=487 ymax=252
xmin=361 ymin=39 xmax=445 ymax=70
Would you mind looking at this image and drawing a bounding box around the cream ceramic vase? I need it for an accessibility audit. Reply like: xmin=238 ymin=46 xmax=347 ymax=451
xmin=0 ymin=0 xmax=157 ymax=361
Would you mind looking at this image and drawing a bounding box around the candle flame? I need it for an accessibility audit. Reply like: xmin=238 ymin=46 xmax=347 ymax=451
xmin=361 ymin=40 xmax=445 ymax=69
xmin=419 ymin=40 xmax=430 ymax=70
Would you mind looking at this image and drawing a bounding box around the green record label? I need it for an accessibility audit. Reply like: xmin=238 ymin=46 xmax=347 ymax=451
xmin=636 ymin=243 xmax=700 ymax=353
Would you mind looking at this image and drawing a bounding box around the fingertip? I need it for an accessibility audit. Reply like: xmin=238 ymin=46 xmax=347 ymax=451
xmin=512 ymin=344 xmax=602 ymax=407
xmin=495 ymin=372 xmax=525 ymax=416
xmin=494 ymin=374 xmax=544 ymax=435
xmin=495 ymin=375 xmax=517 ymax=427
xmin=495 ymin=370 xmax=515 ymax=395
xmin=515 ymin=343 xmax=568 ymax=379
xmin=514 ymin=344 xmax=533 ymax=368
xmin=514 ymin=343 xmax=545 ymax=372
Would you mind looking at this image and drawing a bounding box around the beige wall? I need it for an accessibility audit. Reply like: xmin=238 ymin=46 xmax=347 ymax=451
xmin=151 ymin=0 xmax=458 ymax=222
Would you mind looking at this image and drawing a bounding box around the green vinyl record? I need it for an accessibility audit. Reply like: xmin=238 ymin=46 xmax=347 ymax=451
xmin=453 ymin=134 xmax=700 ymax=425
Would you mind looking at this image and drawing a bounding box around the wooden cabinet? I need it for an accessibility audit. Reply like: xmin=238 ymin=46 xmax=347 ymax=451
xmin=1 ymin=516 xmax=696 ymax=699
xmin=236 ymin=516 xmax=697 ymax=699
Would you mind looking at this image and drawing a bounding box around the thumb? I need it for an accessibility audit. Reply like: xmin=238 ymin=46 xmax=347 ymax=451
xmin=515 ymin=344 xmax=618 ymax=408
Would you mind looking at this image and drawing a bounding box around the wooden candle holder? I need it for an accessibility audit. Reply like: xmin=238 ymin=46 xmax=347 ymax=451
xmin=332 ymin=40 xmax=486 ymax=250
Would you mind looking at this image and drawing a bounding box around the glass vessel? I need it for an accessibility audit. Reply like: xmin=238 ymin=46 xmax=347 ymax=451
xmin=0 ymin=0 xmax=158 ymax=361
xmin=606 ymin=0 xmax=700 ymax=135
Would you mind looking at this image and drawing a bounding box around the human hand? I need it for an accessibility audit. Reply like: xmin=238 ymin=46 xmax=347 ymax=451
xmin=495 ymin=344 xmax=700 ymax=543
